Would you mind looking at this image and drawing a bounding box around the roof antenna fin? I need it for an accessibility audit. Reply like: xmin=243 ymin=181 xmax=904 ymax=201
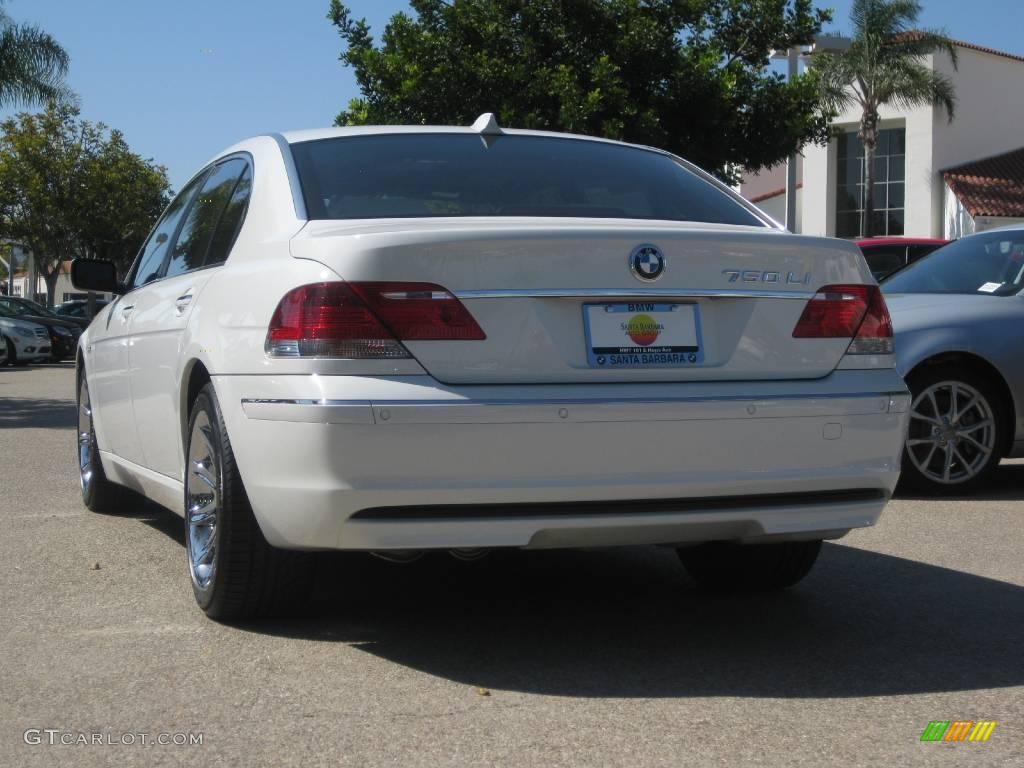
xmin=471 ymin=113 xmax=504 ymax=148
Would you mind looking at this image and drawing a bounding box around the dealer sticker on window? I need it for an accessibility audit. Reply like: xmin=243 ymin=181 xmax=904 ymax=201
xmin=583 ymin=302 xmax=704 ymax=368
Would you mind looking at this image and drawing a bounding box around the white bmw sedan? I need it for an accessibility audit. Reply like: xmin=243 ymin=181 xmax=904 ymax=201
xmin=72 ymin=116 xmax=910 ymax=619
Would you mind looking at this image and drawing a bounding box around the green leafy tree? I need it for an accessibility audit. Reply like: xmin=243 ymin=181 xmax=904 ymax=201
xmin=327 ymin=0 xmax=835 ymax=183
xmin=0 ymin=102 xmax=170 ymax=306
xmin=813 ymin=0 xmax=956 ymax=236
xmin=76 ymin=128 xmax=172 ymax=269
xmin=0 ymin=0 xmax=72 ymax=107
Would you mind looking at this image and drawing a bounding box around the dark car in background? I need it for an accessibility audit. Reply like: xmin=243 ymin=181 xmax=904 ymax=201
xmin=53 ymin=299 xmax=109 ymax=321
xmin=0 ymin=298 xmax=81 ymax=361
xmin=857 ymin=237 xmax=950 ymax=281
xmin=0 ymin=295 xmax=90 ymax=329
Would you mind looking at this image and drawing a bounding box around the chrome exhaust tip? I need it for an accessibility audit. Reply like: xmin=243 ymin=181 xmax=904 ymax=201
xmin=449 ymin=548 xmax=488 ymax=562
xmin=370 ymin=550 xmax=424 ymax=564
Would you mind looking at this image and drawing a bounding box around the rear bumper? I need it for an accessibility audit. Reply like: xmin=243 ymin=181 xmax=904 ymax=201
xmin=213 ymin=369 xmax=910 ymax=551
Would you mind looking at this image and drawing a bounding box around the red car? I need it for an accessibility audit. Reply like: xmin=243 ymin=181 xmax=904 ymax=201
xmin=857 ymin=237 xmax=949 ymax=281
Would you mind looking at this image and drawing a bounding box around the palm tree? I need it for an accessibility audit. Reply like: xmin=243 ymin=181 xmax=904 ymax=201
xmin=0 ymin=0 xmax=71 ymax=108
xmin=814 ymin=0 xmax=957 ymax=237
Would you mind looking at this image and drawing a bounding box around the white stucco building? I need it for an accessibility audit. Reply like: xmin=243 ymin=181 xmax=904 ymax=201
xmin=742 ymin=38 xmax=1024 ymax=239
xmin=3 ymin=260 xmax=112 ymax=305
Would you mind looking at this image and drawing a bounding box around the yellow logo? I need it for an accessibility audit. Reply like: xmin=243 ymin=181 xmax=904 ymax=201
xmin=624 ymin=314 xmax=661 ymax=346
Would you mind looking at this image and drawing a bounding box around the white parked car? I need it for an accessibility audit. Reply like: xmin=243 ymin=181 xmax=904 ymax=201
xmin=72 ymin=116 xmax=910 ymax=619
xmin=0 ymin=311 xmax=52 ymax=365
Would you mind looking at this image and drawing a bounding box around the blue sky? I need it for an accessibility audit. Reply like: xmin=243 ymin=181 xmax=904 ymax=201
xmin=2 ymin=0 xmax=1019 ymax=190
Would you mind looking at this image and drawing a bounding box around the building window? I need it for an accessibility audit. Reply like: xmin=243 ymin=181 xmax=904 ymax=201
xmin=835 ymin=128 xmax=906 ymax=237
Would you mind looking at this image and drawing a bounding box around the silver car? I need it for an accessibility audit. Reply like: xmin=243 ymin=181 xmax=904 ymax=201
xmin=884 ymin=226 xmax=1024 ymax=493
xmin=0 ymin=312 xmax=52 ymax=366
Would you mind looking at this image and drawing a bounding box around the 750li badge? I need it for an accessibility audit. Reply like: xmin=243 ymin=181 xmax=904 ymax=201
xmin=722 ymin=269 xmax=811 ymax=285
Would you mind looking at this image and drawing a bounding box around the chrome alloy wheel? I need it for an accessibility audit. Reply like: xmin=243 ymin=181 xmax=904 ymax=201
xmin=906 ymin=380 xmax=996 ymax=485
xmin=78 ymin=378 xmax=94 ymax=492
xmin=186 ymin=411 xmax=220 ymax=590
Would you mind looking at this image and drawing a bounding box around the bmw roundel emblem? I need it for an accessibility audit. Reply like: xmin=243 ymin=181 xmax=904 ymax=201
xmin=629 ymin=244 xmax=666 ymax=282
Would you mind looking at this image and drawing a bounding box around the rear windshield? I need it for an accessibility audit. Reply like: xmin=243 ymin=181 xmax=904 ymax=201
xmin=883 ymin=230 xmax=1024 ymax=296
xmin=290 ymin=133 xmax=765 ymax=226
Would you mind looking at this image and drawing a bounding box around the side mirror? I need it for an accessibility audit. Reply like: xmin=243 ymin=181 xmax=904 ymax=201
xmin=71 ymin=259 xmax=124 ymax=295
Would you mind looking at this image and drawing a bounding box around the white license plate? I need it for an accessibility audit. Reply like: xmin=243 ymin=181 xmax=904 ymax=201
xmin=583 ymin=302 xmax=703 ymax=368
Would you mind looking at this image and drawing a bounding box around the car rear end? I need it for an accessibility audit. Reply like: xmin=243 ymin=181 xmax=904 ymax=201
xmin=214 ymin=129 xmax=910 ymax=552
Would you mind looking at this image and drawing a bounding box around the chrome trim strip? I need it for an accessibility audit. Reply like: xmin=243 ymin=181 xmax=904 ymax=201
xmin=263 ymin=132 xmax=307 ymax=220
xmin=241 ymin=392 xmax=901 ymax=407
xmin=243 ymin=399 xmax=316 ymax=405
xmin=246 ymin=393 xmax=903 ymax=426
xmin=240 ymin=399 xmax=373 ymax=424
xmin=242 ymin=391 xmax=907 ymax=424
xmin=379 ymin=291 xmax=453 ymax=300
xmin=453 ymin=288 xmax=815 ymax=300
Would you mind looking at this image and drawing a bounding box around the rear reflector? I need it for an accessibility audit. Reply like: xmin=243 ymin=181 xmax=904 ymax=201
xmin=792 ymin=284 xmax=893 ymax=354
xmin=266 ymin=281 xmax=484 ymax=358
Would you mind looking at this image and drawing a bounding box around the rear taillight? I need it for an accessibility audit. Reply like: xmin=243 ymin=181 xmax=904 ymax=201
xmin=792 ymin=284 xmax=893 ymax=354
xmin=266 ymin=281 xmax=484 ymax=358
xmin=847 ymin=286 xmax=894 ymax=354
xmin=349 ymin=282 xmax=487 ymax=341
xmin=266 ymin=282 xmax=407 ymax=358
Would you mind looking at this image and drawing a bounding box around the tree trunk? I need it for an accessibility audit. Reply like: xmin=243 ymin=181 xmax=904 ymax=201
xmin=859 ymin=109 xmax=879 ymax=238
xmin=44 ymin=270 xmax=60 ymax=308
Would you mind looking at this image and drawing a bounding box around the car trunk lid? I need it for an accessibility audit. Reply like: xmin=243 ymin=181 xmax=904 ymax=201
xmin=290 ymin=218 xmax=873 ymax=384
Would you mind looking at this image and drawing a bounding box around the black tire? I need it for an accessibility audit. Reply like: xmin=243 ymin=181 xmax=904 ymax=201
xmin=2 ymin=337 xmax=11 ymax=366
xmin=6 ymin=336 xmax=28 ymax=366
xmin=77 ymin=373 xmax=127 ymax=512
xmin=185 ymin=383 xmax=313 ymax=621
xmin=677 ymin=540 xmax=822 ymax=592
xmin=899 ymin=364 xmax=1006 ymax=495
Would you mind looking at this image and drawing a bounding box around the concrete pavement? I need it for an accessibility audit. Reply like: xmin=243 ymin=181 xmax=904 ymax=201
xmin=1 ymin=364 xmax=1021 ymax=767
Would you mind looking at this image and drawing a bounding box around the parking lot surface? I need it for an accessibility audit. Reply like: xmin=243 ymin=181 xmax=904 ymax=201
xmin=1 ymin=365 xmax=1021 ymax=767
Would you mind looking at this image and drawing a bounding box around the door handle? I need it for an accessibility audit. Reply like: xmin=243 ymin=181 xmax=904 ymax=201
xmin=120 ymin=304 xmax=135 ymax=321
xmin=175 ymin=294 xmax=193 ymax=315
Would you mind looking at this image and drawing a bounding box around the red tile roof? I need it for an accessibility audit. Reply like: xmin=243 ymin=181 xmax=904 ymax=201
xmin=896 ymin=32 xmax=1024 ymax=65
xmin=952 ymin=39 xmax=1024 ymax=65
xmin=943 ymin=147 xmax=1024 ymax=219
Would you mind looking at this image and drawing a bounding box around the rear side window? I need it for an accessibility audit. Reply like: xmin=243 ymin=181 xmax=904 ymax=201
xmin=291 ymin=134 xmax=764 ymax=226
xmin=164 ymin=159 xmax=248 ymax=279
xmin=204 ymin=165 xmax=252 ymax=267
xmin=131 ymin=171 xmax=209 ymax=289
